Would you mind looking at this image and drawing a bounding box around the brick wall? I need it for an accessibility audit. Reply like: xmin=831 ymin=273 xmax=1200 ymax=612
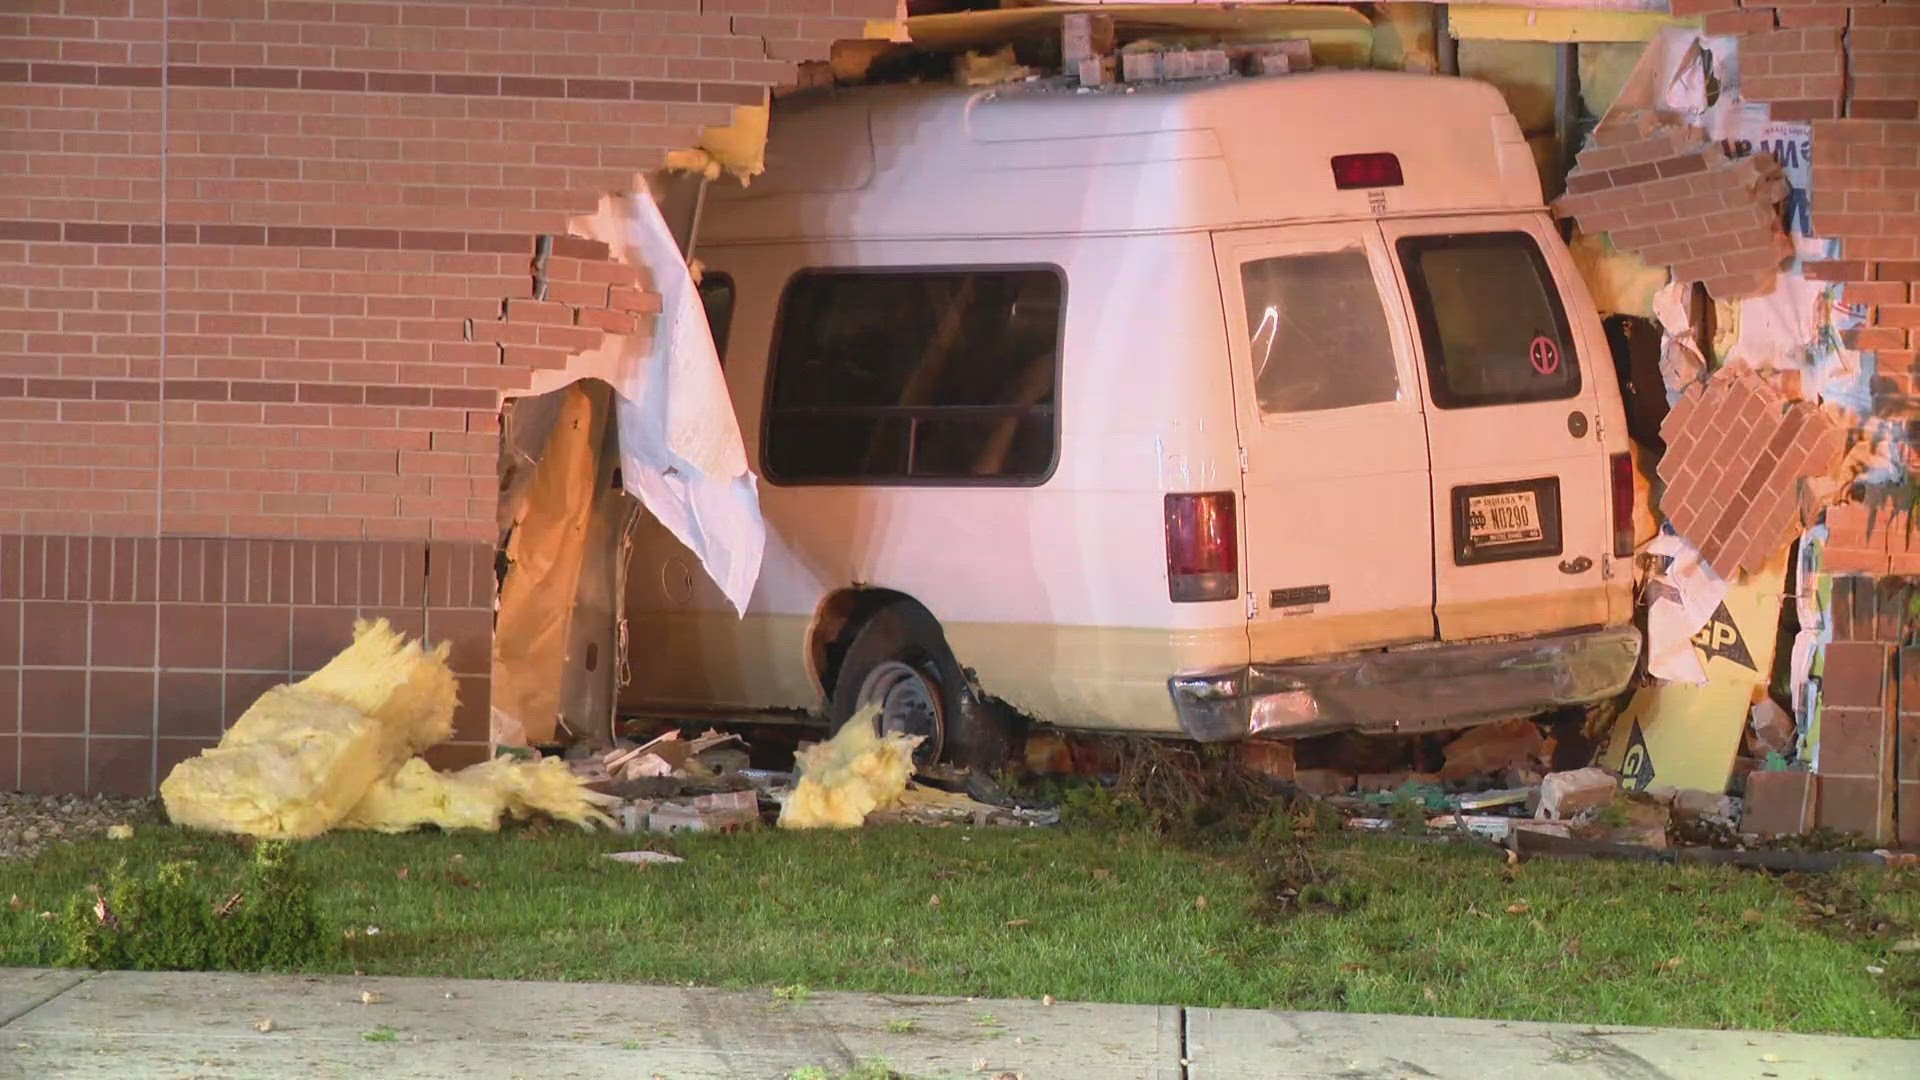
xmin=1820 ymin=576 xmax=1904 ymax=842
xmin=1671 ymin=3 xmax=1920 ymax=414
xmin=0 ymin=0 xmax=893 ymax=794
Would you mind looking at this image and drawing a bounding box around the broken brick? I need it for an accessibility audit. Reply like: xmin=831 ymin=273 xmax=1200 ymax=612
xmin=1077 ymin=55 xmax=1117 ymax=88
xmin=1233 ymin=740 xmax=1296 ymax=782
xmin=502 ymin=298 xmax=573 ymax=325
xmin=546 ymin=234 xmax=611 ymax=262
xmin=1121 ymin=50 xmax=1163 ymax=83
xmin=608 ymin=285 xmax=662 ymax=315
xmin=1742 ymin=770 xmax=1816 ymax=836
xmin=1060 ymin=13 xmax=1115 ymax=67
xmin=1535 ymin=768 xmax=1617 ymax=821
xmin=1654 ymin=366 xmax=1845 ymax=580
xmin=1749 ymin=697 xmax=1797 ymax=757
xmin=1293 ymin=768 xmax=1354 ymax=797
xmin=577 ymin=307 xmax=640 ymax=336
xmin=1439 ymin=717 xmax=1544 ymax=780
xmin=1556 ymin=110 xmax=1794 ymax=301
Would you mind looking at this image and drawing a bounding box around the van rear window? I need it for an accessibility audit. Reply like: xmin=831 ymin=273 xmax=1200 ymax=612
xmin=765 ymin=267 xmax=1063 ymax=485
xmin=1239 ymin=249 xmax=1401 ymax=414
xmin=1397 ymin=232 xmax=1581 ymax=410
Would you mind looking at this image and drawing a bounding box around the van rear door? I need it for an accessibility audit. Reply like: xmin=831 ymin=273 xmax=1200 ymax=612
xmin=1378 ymin=215 xmax=1614 ymax=641
xmin=1211 ymin=223 xmax=1437 ymax=660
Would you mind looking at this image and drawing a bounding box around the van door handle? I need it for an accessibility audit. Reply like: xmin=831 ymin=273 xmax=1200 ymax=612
xmin=1559 ymin=556 xmax=1593 ymax=575
xmin=1567 ymin=411 xmax=1588 ymax=438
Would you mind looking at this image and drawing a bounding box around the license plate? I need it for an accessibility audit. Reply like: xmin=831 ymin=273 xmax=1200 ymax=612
xmin=1450 ymin=477 xmax=1562 ymax=565
xmin=1467 ymin=491 xmax=1543 ymax=547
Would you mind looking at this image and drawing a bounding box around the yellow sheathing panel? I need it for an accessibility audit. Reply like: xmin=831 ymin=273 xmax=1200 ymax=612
xmin=1449 ymin=7 xmax=1694 ymax=44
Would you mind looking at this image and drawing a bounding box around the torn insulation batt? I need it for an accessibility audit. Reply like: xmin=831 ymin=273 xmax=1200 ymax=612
xmin=160 ymin=619 xmax=612 ymax=839
xmin=777 ymin=707 xmax=922 ymax=830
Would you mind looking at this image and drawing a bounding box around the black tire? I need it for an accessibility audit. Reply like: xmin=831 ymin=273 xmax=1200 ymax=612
xmin=828 ymin=601 xmax=1011 ymax=774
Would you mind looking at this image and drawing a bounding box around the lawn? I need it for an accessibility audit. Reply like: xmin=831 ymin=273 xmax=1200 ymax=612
xmin=2 ymin=816 xmax=1915 ymax=1039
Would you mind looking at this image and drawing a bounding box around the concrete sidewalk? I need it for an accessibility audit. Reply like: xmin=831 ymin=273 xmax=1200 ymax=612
xmin=3 ymin=968 xmax=1914 ymax=1079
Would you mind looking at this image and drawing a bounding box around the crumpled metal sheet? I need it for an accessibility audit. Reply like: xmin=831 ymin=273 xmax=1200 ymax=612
xmin=1242 ymin=628 xmax=1643 ymax=738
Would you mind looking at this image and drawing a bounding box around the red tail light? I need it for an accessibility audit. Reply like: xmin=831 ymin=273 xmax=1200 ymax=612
xmin=1610 ymin=451 xmax=1636 ymax=558
xmin=1165 ymin=492 xmax=1238 ymax=603
xmin=1331 ymin=152 xmax=1404 ymax=190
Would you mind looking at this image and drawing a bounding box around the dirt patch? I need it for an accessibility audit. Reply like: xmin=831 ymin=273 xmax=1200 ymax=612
xmin=1783 ymin=866 xmax=1920 ymax=1015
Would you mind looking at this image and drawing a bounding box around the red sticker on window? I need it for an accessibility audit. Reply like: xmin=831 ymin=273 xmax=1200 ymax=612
xmin=1528 ymin=336 xmax=1560 ymax=375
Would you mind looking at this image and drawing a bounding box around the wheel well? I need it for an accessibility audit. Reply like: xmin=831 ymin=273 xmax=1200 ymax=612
xmin=809 ymin=588 xmax=931 ymax=699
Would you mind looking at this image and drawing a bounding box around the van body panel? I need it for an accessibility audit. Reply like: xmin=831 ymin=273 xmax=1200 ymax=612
xmin=621 ymin=231 xmax=1251 ymax=726
xmin=1210 ymin=222 xmax=1438 ymax=661
xmin=1377 ymin=213 xmax=1618 ymax=642
xmin=702 ymin=73 xmax=1540 ymax=245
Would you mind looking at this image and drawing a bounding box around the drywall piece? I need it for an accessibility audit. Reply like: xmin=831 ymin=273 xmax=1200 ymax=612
xmin=1556 ymin=109 xmax=1794 ymax=301
xmin=560 ymin=183 xmax=765 ymax=618
xmin=1602 ymin=549 xmax=1790 ymax=794
xmin=1655 ymin=364 xmax=1846 ymax=579
xmin=1643 ymin=530 xmax=1728 ymax=685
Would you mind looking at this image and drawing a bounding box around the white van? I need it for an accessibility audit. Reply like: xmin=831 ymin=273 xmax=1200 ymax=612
xmin=622 ymin=70 xmax=1643 ymax=770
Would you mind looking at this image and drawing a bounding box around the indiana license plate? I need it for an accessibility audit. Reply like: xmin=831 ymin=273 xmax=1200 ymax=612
xmin=1451 ymin=477 xmax=1562 ymax=565
xmin=1467 ymin=491 xmax=1543 ymax=547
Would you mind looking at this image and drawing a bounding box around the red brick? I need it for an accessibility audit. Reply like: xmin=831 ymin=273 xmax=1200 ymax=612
xmin=1704 ymin=8 xmax=1778 ymax=34
xmin=1842 ymin=281 xmax=1911 ymax=305
xmin=1805 ymin=260 xmax=1868 ymax=281
xmin=501 ymin=298 xmax=573 ymax=325
xmin=1668 ymin=0 xmax=1739 ymax=16
xmin=1774 ymin=6 xmax=1847 ymax=29
xmin=1815 ymin=774 xmax=1893 ymax=842
xmin=1770 ymin=100 xmax=1840 ymax=122
xmin=1850 ymin=325 xmax=1913 ymax=350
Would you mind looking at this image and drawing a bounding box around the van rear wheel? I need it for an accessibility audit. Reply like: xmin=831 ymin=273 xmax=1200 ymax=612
xmin=830 ymin=601 xmax=1010 ymax=774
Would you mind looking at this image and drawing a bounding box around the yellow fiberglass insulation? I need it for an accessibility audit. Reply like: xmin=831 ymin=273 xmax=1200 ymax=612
xmin=160 ymin=618 xmax=612 ymax=839
xmin=340 ymin=756 xmax=618 ymax=834
xmin=777 ymin=707 xmax=922 ymax=830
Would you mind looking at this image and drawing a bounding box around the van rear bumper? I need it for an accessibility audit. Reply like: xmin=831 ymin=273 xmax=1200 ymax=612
xmin=1168 ymin=625 xmax=1642 ymax=741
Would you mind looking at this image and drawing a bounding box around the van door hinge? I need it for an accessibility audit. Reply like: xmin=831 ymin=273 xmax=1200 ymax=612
xmin=1601 ymin=553 xmax=1615 ymax=581
xmin=1594 ymin=415 xmax=1606 ymax=443
xmin=1238 ymin=447 xmax=1249 ymax=474
xmin=1246 ymin=592 xmax=1258 ymax=619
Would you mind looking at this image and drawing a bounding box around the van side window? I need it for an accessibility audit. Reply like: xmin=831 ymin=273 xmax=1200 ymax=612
xmin=1398 ymin=232 xmax=1582 ymax=409
xmin=1239 ymin=250 xmax=1401 ymax=413
xmin=764 ymin=267 xmax=1063 ymax=485
xmin=697 ymin=272 xmax=735 ymax=363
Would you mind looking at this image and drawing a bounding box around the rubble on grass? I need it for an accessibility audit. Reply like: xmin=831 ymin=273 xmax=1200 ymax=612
xmin=0 ymin=794 xmax=158 ymax=862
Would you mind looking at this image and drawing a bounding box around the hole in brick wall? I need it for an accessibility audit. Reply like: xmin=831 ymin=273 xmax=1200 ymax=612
xmin=1603 ymin=314 xmax=1669 ymax=444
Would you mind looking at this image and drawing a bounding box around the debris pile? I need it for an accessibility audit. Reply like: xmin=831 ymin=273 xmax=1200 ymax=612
xmin=569 ymin=710 xmax=1057 ymax=836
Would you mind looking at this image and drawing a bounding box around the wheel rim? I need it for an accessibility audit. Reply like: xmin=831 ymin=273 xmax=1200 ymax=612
xmin=857 ymin=659 xmax=944 ymax=763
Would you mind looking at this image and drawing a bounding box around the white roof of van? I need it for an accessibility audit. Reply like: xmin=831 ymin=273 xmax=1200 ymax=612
xmin=700 ymin=71 xmax=1543 ymax=244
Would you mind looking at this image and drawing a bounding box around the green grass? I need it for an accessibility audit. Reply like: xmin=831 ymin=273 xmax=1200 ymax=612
xmin=2 ymin=821 xmax=1915 ymax=1037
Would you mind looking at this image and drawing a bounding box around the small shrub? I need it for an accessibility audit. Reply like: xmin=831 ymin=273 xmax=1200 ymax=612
xmin=59 ymin=841 xmax=332 ymax=972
